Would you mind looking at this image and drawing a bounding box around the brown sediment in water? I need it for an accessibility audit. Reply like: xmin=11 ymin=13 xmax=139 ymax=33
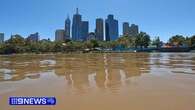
xmin=0 ymin=53 xmax=195 ymax=110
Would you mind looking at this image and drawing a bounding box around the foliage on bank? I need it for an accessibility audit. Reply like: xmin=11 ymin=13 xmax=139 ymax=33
xmin=0 ymin=33 xmax=195 ymax=54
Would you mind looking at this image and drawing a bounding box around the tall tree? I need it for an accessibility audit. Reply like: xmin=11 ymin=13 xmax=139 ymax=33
xmin=135 ymin=32 xmax=151 ymax=48
xmin=117 ymin=35 xmax=130 ymax=48
xmin=4 ymin=34 xmax=26 ymax=53
xmin=152 ymin=37 xmax=161 ymax=48
xmin=169 ymin=35 xmax=185 ymax=46
xmin=191 ymin=35 xmax=195 ymax=47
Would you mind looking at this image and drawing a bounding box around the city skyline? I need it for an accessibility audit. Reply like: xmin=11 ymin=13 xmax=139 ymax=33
xmin=0 ymin=0 xmax=195 ymax=42
xmin=56 ymin=8 xmax=121 ymax=41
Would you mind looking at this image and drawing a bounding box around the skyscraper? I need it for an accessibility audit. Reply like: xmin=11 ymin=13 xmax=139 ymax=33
xmin=27 ymin=32 xmax=39 ymax=42
xmin=129 ymin=24 xmax=139 ymax=36
xmin=0 ymin=33 xmax=4 ymax=43
xmin=123 ymin=22 xmax=130 ymax=36
xmin=81 ymin=21 xmax=89 ymax=41
xmin=72 ymin=8 xmax=82 ymax=41
xmin=123 ymin=22 xmax=139 ymax=36
xmin=95 ymin=18 xmax=104 ymax=41
xmin=65 ymin=15 xmax=71 ymax=40
xmin=55 ymin=29 xmax=65 ymax=41
xmin=105 ymin=15 xmax=119 ymax=41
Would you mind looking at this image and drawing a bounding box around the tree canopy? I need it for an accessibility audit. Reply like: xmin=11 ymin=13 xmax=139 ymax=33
xmin=0 ymin=33 xmax=194 ymax=54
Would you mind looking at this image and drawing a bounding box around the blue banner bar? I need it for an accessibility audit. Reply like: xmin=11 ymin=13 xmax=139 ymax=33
xmin=9 ymin=97 xmax=56 ymax=105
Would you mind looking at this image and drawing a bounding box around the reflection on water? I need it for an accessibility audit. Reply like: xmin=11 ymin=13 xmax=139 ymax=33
xmin=150 ymin=53 xmax=195 ymax=75
xmin=0 ymin=53 xmax=195 ymax=110
xmin=0 ymin=54 xmax=150 ymax=89
xmin=0 ymin=53 xmax=195 ymax=90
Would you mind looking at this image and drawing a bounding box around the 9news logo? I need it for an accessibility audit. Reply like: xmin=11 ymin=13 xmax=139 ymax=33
xmin=9 ymin=97 xmax=56 ymax=105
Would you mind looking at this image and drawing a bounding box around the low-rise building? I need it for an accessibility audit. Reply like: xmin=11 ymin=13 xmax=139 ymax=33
xmin=27 ymin=32 xmax=39 ymax=42
xmin=55 ymin=29 xmax=65 ymax=41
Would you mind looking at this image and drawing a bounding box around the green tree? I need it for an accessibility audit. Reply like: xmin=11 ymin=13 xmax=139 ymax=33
xmin=152 ymin=37 xmax=161 ymax=48
xmin=135 ymin=32 xmax=151 ymax=48
xmin=4 ymin=34 xmax=26 ymax=53
xmin=53 ymin=41 xmax=65 ymax=52
xmin=90 ymin=40 xmax=99 ymax=48
xmin=117 ymin=35 xmax=130 ymax=48
xmin=98 ymin=41 xmax=108 ymax=49
xmin=7 ymin=34 xmax=25 ymax=46
xmin=39 ymin=39 xmax=55 ymax=52
xmin=191 ymin=35 xmax=195 ymax=47
xmin=184 ymin=37 xmax=191 ymax=47
xmin=84 ymin=41 xmax=93 ymax=49
xmin=169 ymin=35 xmax=185 ymax=46
xmin=0 ymin=43 xmax=5 ymax=54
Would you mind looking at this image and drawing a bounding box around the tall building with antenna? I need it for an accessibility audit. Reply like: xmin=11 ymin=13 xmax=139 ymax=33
xmin=72 ymin=8 xmax=82 ymax=41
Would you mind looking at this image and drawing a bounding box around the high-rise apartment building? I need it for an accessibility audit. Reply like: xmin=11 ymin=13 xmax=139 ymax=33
xmin=0 ymin=33 xmax=4 ymax=43
xmin=95 ymin=18 xmax=104 ymax=41
xmin=81 ymin=21 xmax=89 ymax=41
xmin=123 ymin=22 xmax=130 ymax=36
xmin=105 ymin=15 xmax=119 ymax=41
xmin=123 ymin=22 xmax=139 ymax=36
xmin=129 ymin=24 xmax=139 ymax=36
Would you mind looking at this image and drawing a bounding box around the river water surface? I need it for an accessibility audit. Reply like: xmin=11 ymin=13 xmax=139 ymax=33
xmin=0 ymin=53 xmax=195 ymax=110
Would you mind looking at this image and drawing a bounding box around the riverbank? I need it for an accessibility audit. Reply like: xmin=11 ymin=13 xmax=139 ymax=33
xmin=1 ymin=50 xmax=195 ymax=56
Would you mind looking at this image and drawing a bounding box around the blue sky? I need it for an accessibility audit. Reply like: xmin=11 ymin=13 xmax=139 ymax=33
xmin=0 ymin=0 xmax=194 ymax=42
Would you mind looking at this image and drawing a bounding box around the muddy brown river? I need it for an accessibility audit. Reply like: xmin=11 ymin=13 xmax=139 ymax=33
xmin=0 ymin=53 xmax=195 ymax=110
